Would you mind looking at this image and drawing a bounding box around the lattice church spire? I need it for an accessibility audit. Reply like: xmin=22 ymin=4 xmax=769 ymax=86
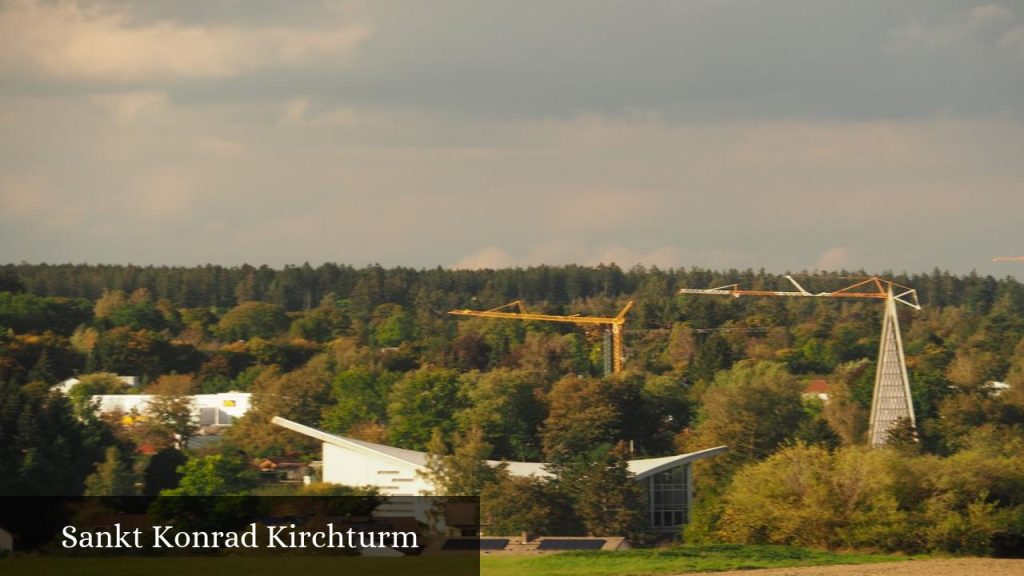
xmin=868 ymin=286 xmax=916 ymax=446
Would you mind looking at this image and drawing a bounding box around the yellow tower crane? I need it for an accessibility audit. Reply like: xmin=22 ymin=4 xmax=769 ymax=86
xmin=678 ymin=276 xmax=921 ymax=446
xmin=449 ymin=300 xmax=634 ymax=375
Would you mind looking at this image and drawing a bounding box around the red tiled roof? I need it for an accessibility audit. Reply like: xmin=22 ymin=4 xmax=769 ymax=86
xmin=804 ymin=379 xmax=829 ymax=394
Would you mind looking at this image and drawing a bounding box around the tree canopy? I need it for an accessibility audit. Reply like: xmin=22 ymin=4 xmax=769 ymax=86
xmin=2 ymin=262 xmax=1023 ymax=551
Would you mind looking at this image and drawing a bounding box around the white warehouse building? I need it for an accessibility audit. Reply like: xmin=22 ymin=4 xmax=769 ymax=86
xmin=272 ymin=416 xmax=726 ymax=533
xmin=91 ymin=392 xmax=252 ymax=427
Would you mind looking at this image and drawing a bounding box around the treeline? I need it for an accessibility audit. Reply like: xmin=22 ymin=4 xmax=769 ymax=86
xmin=1 ymin=263 xmax=1023 ymax=553
xmin=3 ymin=263 xmax=1019 ymax=314
xmin=2 ymin=263 xmax=1022 ymax=404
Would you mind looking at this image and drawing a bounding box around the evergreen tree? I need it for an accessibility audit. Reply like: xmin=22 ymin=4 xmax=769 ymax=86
xmin=143 ymin=447 xmax=188 ymax=495
xmin=27 ymin=350 xmax=56 ymax=384
xmin=0 ymin=269 xmax=25 ymax=293
xmin=563 ymin=442 xmax=646 ymax=537
xmin=84 ymin=446 xmax=138 ymax=496
xmin=690 ymin=332 xmax=733 ymax=383
xmin=0 ymin=379 xmax=110 ymax=495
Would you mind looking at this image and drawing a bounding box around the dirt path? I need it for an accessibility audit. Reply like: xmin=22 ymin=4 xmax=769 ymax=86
xmin=673 ymin=558 xmax=1024 ymax=576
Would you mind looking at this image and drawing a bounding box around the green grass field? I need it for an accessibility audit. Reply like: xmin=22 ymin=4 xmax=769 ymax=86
xmin=0 ymin=545 xmax=912 ymax=576
xmin=479 ymin=544 xmax=913 ymax=576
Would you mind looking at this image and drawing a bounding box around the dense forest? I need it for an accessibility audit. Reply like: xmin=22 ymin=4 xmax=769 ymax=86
xmin=1 ymin=263 xmax=1022 ymax=554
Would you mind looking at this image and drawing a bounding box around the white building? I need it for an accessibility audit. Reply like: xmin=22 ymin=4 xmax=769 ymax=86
xmin=91 ymin=392 xmax=252 ymax=427
xmin=802 ymin=378 xmax=830 ymax=403
xmin=272 ymin=416 xmax=726 ymax=533
xmin=986 ymin=381 xmax=1011 ymax=397
xmin=56 ymin=375 xmax=139 ymax=395
xmin=0 ymin=525 xmax=12 ymax=555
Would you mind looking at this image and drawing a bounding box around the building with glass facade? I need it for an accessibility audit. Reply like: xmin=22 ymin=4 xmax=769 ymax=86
xmin=273 ymin=417 xmax=726 ymax=533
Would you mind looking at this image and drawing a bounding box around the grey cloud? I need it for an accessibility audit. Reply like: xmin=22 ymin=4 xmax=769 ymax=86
xmin=175 ymin=0 xmax=1022 ymax=121
xmin=3 ymin=90 xmax=1021 ymax=274
xmin=0 ymin=0 xmax=371 ymax=83
xmin=2 ymin=1 xmax=1023 ymax=277
xmin=9 ymin=1 xmax=1023 ymax=122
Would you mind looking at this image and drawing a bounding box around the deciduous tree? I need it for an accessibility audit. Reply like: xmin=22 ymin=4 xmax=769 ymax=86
xmin=456 ymin=369 xmax=546 ymax=461
xmin=216 ymin=301 xmax=290 ymax=341
xmin=677 ymin=360 xmax=806 ymax=482
xmin=387 ymin=367 xmax=462 ymax=450
xmin=161 ymin=453 xmax=258 ymax=496
xmin=67 ymin=372 xmax=131 ymax=416
xmin=541 ymin=375 xmax=621 ymax=466
xmin=321 ymin=367 xmax=398 ymax=434
xmin=420 ymin=426 xmax=501 ymax=496
xmin=143 ymin=394 xmax=197 ymax=450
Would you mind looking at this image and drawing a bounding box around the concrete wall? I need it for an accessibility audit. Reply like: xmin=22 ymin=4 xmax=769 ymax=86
xmin=0 ymin=527 xmax=12 ymax=554
xmin=321 ymin=443 xmax=433 ymax=495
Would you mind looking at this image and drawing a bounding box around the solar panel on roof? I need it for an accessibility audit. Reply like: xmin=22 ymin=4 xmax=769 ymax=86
xmin=441 ymin=538 xmax=509 ymax=551
xmin=536 ymin=539 xmax=605 ymax=551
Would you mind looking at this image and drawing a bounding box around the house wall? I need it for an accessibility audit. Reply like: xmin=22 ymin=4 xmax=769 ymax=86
xmin=0 ymin=527 xmax=12 ymax=554
xmin=197 ymin=393 xmax=251 ymax=423
xmin=90 ymin=393 xmax=251 ymax=425
xmin=321 ymin=443 xmax=433 ymax=495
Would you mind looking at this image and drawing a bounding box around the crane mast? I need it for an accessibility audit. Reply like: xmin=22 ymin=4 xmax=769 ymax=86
xmin=678 ymin=276 xmax=920 ymax=446
xmin=449 ymin=300 xmax=634 ymax=375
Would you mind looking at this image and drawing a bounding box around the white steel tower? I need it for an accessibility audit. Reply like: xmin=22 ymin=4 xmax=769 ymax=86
xmin=679 ymin=276 xmax=921 ymax=446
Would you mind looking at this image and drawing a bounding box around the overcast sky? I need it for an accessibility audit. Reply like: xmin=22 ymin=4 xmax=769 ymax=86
xmin=1 ymin=0 xmax=1022 ymax=277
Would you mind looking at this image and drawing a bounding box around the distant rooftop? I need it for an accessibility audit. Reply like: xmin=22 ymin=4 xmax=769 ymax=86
xmin=804 ymin=378 xmax=829 ymax=394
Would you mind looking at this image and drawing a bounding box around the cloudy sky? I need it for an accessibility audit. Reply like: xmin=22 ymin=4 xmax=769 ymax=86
xmin=1 ymin=0 xmax=1022 ymax=276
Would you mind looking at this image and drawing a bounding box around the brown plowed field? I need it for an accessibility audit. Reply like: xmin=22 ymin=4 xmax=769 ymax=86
xmin=674 ymin=558 xmax=1024 ymax=576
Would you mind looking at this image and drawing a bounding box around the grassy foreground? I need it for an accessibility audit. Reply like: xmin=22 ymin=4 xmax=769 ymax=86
xmin=0 ymin=545 xmax=912 ymax=576
xmin=480 ymin=544 xmax=913 ymax=576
